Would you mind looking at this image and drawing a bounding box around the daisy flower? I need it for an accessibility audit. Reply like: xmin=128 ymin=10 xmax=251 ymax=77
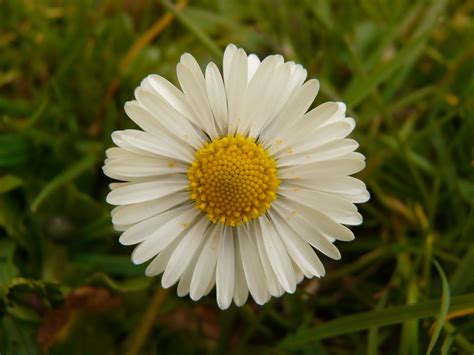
xmin=104 ymin=44 xmax=369 ymax=310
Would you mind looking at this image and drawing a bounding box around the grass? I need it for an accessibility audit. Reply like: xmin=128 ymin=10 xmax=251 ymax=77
xmin=1 ymin=0 xmax=473 ymax=354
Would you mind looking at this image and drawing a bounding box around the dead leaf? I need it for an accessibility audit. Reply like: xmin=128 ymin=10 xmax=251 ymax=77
xmin=37 ymin=286 xmax=121 ymax=349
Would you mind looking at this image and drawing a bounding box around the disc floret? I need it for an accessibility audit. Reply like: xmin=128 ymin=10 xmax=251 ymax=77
xmin=188 ymin=135 xmax=280 ymax=226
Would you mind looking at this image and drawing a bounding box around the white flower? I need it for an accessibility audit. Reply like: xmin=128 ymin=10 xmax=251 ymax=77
xmin=103 ymin=44 xmax=369 ymax=310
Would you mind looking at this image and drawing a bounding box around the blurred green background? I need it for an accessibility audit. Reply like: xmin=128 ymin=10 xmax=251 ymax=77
xmin=1 ymin=0 xmax=473 ymax=354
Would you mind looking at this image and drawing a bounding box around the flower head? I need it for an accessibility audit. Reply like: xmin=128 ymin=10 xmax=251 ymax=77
xmin=104 ymin=44 xmax=369 ymax=309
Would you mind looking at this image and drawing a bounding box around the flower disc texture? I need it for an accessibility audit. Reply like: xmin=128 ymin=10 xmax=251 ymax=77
xmin=104 ymin=44 xmax=369 ymax=309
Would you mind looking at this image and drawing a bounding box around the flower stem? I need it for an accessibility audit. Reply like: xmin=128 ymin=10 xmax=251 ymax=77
xmin=125 ymin=287 xmax=170 ymax=355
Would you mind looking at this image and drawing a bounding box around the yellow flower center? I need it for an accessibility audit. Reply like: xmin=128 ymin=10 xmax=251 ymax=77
xmin=188 ymin=135 xmax=280 ymax=226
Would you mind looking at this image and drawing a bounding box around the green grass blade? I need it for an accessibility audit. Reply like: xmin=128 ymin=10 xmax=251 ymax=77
xmin=161 ymin=0 xmax=222 ymax=60
xmin=440 ymin=335 xmax=454 ymax=355
xmin=400 ymin=279 xmax=420 ymax=355
xmin=426 ymin=260 xmax=451 ymax=354
xmin=343 ymin=0 xmax=447 ymax=108
xmin=278 ymin=293 xmax=474 ymax=349
xmin=450 ymin=244 xmax=474 ymax=295
xmin=367 ymin=293 xmax=388 ymax=355
xmin=343 ymin=33 xmax=427 ymax=107
xmin=31 ymin=153 xmax=99 ymax=212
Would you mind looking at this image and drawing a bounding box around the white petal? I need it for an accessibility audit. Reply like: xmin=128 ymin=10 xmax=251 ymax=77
xmin=247 ymin=54 xmax=260 ymax=84
xmin=308 ymin=101 xmax=346 ymax=128
xmin=260 ymin=216 xmax=296 ymax=293
xmin=276 ymin=197 xmax=355 ymax=241
xmin=278 ymin=185 xmax=362 ymax=225
xmin=118 ymin=204 xmax=191 ymax=245
xmin=240 ymin=55 xmax=280 ymax=135
xmin=273 ymin=200 xmax=341 ymax=260
xmin=189 ymin=223 xmax=222 ymax=301
xmin=124 ymin=101 xmax=199 ymax=152
xmin=105 ymin=147 xmax=143 ymax=160
xmin=180 ymin=53 xmax=206 ymax=92
xmin=233 ymin=233 xmax=249 ymax=306
xmin=102 ymin=166 xmax=146 ymax=182
xmin=278 ymin=155 xmax=366 ymax=180
xmin=290 ymin=175 xmax=369 ymax=201
xmin=276 ymin=139 xmax=359 ymax=167
xmin=161 ymin=216 xmax=210 ymax=288
xmin=223 ymin=44 xmax=238 ymax=87
xmin=253 ymin=220 xmax=284 ymax=297
xmin=248 ymin=62 xmax=293 ymax=137
xmin=145 ymin=237 xmax=180 ymax=276
xmin=141 ymin=74 xmax=197 ymax=124
xmin=272 ymin=119 xmax=354 ymax=158
xmin=104 ymin=156 xmax=187 ymax=178
xmin=111 ymin=191 xmax=189 ymax=225
xmin=102 ymin=161 xmax=181 ymax=183
xmin=110 ymin=129 xmax=158 ymax=158
xmin=237 ymin=226 xmax=269 ymax=305
xmin=176 ymin=235 xmax=206 ymax=297
xmin=344 ymin=117 xmax=356 ymax=132
xmin=291 ymin=64 xmax=308 ymax=88
xmin=255 ymin=62 xmax=308 ymax=138
xmin=113 ymin=223 xmax=133 ymax=232
xmin=205 ymin=62 xmax=228 ymax=135
xmin=334 ymin=190 xmax=370 ymax=203
xmin=293 ymin=261 xmax=305 ymax=283
xmin=226 ymin=48 xmax=248 ymax=135
xmin=204 ymin=268 xmax=216 ymax=296
xmin=268 ymin=101 xmax=345 ymax=154
xmin=111 ymin=129 xmax=194 ymax=163
xmin=268 ymin=209 xmax=325 ymax=277
xmin=123 ymin=100 xmax=168 ymax=138
xmin=109 ymin=181 xmax=132 ymax=191
xmin=177 ymin=266 xmax=193 ymax=297
xmin=106 ymin=177 xmax=187 ymax=205
xmin=260 ymin=79 xmax=319 ymax=145
xmin=216 ymin=228 xmax=235 ymax=310
xmin=177 ymin=62 xmax=219 ymax=138
xmin=130 ymin=206 xmax=201 ymax=264
xmin=135 ymin=87 xmax=204 ymax=149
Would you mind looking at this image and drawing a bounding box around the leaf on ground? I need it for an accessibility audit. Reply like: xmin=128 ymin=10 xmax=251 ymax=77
xmin=37 ymin=286 xmax=121 ymax=349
